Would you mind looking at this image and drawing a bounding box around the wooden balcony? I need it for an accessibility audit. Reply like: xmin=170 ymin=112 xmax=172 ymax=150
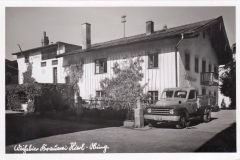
xmin=201 ymin=72 xmax=218 ymax=86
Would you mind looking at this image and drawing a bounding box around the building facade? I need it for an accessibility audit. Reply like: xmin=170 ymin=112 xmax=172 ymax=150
xmin=60 ymin=17 xmax=232 ymax=103
xmin=13 ymin=17 xmax=232 ymax=106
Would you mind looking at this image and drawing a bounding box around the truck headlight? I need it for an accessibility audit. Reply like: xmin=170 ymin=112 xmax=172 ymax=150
xmin=147 ymin=108 xmax=152 ymax=113
xmin=169 ymin=109 xmax=174 ymax=114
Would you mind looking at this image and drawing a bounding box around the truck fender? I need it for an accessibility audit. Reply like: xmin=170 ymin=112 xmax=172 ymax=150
xmin=176 ymin=108 xmax=189 ymax=119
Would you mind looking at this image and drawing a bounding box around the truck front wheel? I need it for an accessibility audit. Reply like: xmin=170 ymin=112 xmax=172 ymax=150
xmin=148 ymin=120 xmax=158 ymax=127
xmin=176 ymin=116 xmax=187 ymax=129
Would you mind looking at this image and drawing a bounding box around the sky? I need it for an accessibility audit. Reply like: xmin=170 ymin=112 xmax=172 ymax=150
xmin=6 ymin=7 xmax=236 ymax=60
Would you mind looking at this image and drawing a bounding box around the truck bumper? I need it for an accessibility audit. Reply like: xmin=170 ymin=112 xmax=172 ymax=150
xmin=144 ymin=114 xmax=180 ymax=122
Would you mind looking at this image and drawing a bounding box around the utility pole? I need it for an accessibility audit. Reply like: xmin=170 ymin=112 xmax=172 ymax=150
xmin=121 ymin=15 xmax=126 ymax=38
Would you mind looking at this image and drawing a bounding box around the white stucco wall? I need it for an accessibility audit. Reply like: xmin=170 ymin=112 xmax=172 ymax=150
xmin=17 ymin=51 xmax=66 ymax=84
xmin=178 ymin=31 xmax=220 ymax=105
xmin=73 ymin=38 xmax=179 ymax=100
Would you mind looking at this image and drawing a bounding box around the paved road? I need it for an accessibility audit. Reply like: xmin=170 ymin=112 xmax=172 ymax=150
xmin=6 ymin=110 xmax=236 ymax=153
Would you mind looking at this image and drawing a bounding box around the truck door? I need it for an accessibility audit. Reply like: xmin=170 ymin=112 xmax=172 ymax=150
xmin=187 ymin=90 xmax=198 ymax=114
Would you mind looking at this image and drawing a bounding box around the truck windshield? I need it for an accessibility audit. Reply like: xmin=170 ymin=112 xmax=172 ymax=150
xmin=174 ymin=90 xmax=187 ymax=98
xmin=161 ymin=90 xmax=174 ymax=98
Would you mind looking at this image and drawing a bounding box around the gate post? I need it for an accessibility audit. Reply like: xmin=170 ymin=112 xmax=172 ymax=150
xmin=134 ymin=97 xmax=144 ymax=128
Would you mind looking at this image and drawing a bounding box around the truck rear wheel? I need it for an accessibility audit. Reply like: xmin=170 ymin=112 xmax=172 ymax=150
xmin=203 ymin=109 xmax=211 ymax=122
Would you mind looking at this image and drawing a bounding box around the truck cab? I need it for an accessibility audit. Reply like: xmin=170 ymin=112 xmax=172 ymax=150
xmin=144 ymin=87 xmax=211 ymax=128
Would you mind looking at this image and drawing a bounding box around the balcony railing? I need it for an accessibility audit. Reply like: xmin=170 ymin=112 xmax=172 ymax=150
xmin=201 ymin=72 xmax=218 ymax=86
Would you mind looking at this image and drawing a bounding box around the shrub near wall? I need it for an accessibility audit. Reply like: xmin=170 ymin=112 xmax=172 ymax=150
xmin=6 ymin=83 xmax=42 ymax=111
xmin=6 ymin=83 xmax=74 ymax=113
xmin=34 ymin=83 xmax=74 ymax=114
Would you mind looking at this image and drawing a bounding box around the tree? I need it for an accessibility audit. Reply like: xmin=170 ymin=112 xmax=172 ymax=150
xmin=219 ymin=59 xmax=236 ymax=109
xmin=23 ymin=63 xmax=35 ymax=84
xmin=100 ymin=57 xmax=147 ymax=120
xmin=65 ymin=62 xmax=84 ymax=96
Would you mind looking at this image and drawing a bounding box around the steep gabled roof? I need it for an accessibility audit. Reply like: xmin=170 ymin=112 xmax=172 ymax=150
xmin=60 ymin=16 xmax=232 ymax=65
xmin=60 ymin=16 xmax=222 ymax=55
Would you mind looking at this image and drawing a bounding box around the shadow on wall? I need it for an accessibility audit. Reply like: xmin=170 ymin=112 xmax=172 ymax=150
xmin=195 ymin=122 xmax=236 ymax=152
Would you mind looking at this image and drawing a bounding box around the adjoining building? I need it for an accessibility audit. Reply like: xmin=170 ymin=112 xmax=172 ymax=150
xmin=12 ymin=32 xmax=81 ymax=84
xmin=218 ymin=43 xmax=236 ymax=107
xmin=13 ymin=16 xmax=232 ymax=106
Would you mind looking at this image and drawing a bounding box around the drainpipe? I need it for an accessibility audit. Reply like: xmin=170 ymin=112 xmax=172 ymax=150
xmin=175 ymin=33 xmax=184 ymax=87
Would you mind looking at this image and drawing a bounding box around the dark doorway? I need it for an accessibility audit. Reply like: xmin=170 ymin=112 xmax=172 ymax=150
xmin=53 ymin=67 xmax=57 ymax=83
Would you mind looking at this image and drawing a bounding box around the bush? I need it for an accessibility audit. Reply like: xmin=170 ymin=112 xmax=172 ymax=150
xmin=6 ymin=83 xmax=74 ymax=114
xmin=34 ymin=84 xmax=74 ymax=114
xmin=6 ymin=83 xmax=41 ymax=111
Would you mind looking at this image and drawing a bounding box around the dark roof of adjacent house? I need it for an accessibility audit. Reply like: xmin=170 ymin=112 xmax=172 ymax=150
xmin=60 ymin=16 xmax=229 ymax=57
xmin=6 ymin=59 xmax=18 ymax=73
xmin=12 ymin=41 xmax=81 ymax=56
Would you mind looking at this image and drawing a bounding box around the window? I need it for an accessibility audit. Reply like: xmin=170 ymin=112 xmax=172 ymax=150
xmin=161 ymin=90 xmax=174 ymax=99
xmin=209 ymin=91 xmax=212 ymax=95
xmin=188 ymin=90 xmax=196 ymax=100
xmin=185 ymin=52 xmax=190 ymax=71
xmin=95 ymin=59 xmax=107 ymax=74
xmin=148 ymin=91 xmax=158 ymax=103
xmin=174 ymin=90 xmax=187 ymax=98
xmin=202 ymin=88 xmax=206 ymax=95
xmin=52 ymin=60 xmax=58 ymax=65
xmin=208 ymin=64 xmax=212 ymax=72
xmin=202 ymin=60 xmax=206 ymax=72
xmin=148 ymin=54 xmax=158 ymax=68
xmin=41 ymin=62 xmax=46 ymax=67
xmin=96 ymin=91 xmax=104 ymax=98
xmin=65 ymin=76 xmax=70 ymax=84
xmin=195 ymin=57 xmax=199 ymax=73
xmin=25 ymin=56 xmax=29 ymax=63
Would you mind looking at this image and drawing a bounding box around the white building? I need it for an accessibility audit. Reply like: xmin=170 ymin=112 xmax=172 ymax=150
xmin=13 ymin=32 xmax=81 ymax=84
xmin=13 ymin=16 xmax=232 ymax=106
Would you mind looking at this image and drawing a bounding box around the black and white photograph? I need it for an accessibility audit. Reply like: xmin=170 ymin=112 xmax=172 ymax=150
xmin=4 ymin=6 xmax=236 ymax=156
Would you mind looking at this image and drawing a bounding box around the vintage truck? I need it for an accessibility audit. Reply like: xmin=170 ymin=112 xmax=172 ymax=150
xmin=144 ymin=87 xmax=212 ymax=128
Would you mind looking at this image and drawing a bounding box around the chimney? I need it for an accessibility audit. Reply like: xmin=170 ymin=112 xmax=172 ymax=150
xmin=82 ymin=23 xmax=91 ymax=50
xmin=41 ymin=31 xmax=49 ymax=46
xmin=146 ymin=21 xmax=154 ymax=35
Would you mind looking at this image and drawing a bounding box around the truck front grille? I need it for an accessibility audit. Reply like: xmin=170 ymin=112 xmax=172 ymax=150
xmin=151 ymin=108 xmax=170 ymax=115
